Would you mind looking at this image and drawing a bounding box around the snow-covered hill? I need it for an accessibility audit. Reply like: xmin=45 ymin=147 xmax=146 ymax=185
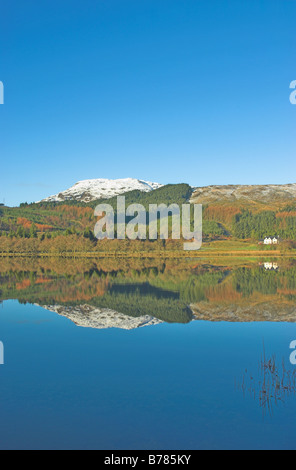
xmin=39 ymin=178 xmax=163 ymax=203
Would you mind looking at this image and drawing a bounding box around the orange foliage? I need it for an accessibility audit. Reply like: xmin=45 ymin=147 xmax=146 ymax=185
xmin=17 ymin=217 xmax=32 ymax=229
xmin=278 ymin=288 xmax=296 ymax=296
xmin=96 ymin=279 xmax=109 ymax=297
xmin=276 ymin=212 xmax=296 ymax=219
xmin=16 ymin=279 xmax=31 ymax=290
xmin=17 ymin=218 xmax=53 ymax=231
xmin=205 ymin=283 xmax=243 ymax=302
xmin=204 ymin=205 xmax=241 ymax=224
xmin=35 ymin=278 xmax=52 ymax=285
xmin=35 ymin=223 xmax=53 ymax=232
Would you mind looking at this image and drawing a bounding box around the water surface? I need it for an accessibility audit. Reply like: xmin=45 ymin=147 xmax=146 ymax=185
xmin=0 ymin=257 xmax=296 ymax=450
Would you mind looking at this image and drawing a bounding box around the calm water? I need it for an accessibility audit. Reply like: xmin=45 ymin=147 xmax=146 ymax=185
xmin=0 ymin=258 xmax=296 ymax=450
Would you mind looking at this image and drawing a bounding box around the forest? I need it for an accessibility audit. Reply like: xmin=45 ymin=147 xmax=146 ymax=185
xmin=232 ymin=208 xmax=296 ymax=240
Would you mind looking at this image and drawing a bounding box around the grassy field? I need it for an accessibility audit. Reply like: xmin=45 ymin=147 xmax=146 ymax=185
xmin=0 ymin=239 xmax=294 ymax=259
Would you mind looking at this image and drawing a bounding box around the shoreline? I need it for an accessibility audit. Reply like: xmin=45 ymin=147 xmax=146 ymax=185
xmin=0 ymin=250 xmax=295 ymax=259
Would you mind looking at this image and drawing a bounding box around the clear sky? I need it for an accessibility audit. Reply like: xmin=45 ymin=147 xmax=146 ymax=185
xmin=0 ymin=0 xmax=295 ymax=206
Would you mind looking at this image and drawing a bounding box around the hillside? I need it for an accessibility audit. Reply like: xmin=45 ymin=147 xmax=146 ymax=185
xmin=191 ymin=183 xmax=296 ymax=205
xmin=0 ymin=182 xmax=295 ymax=254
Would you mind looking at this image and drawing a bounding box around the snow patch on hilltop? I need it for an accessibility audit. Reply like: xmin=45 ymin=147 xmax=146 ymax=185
xmin=39 ymin=178 xmax=163 ymax=203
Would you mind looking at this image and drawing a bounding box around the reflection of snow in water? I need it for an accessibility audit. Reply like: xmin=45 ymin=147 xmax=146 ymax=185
xmin=39 ymin=304 xmax=163 ymax=330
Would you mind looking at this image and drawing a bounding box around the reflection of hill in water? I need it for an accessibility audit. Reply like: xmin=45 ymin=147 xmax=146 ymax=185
xmin=192 ymin=301 xmax=296 ymax=322
xmin=1 ymin=260 xmax=296 ymax=327
xmin=192 ymin=266 xmax=296 ymax=322
xmin=88 ymin=283 xmax=192 ymax=324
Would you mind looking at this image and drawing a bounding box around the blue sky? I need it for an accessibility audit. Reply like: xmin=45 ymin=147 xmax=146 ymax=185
xmin=0 ymin=0 xmax=295 ymax=206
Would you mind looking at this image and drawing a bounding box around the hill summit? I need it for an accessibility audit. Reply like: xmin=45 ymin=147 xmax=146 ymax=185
xmin=39 ymin=178 xmax=163 ymax=203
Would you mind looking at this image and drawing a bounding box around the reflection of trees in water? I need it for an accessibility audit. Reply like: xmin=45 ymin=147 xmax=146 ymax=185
xmin=90 ymin=291 xmax=193 ymax=324
xmin=0 ymin=263 xmax=229 ymax=323
xmin=238 ymin=345 xmax=296 ymax=417
xmin=84 ymin=269 xmax=228 ymax=323
xmin=233 ymin=267 xmax=296 ymax=298
xmin=234 ymin=267 xmax=279 ymax=296
xmin=1 ymin=263 xmax=296 ymax=322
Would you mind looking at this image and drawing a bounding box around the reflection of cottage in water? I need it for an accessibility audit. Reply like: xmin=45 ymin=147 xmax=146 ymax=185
xmin=263 ymin=262 xmax=279 ymax=271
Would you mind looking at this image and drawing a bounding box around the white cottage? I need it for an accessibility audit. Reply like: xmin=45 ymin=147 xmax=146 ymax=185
xmin=264 ymin=237 xmax=279 ymax=245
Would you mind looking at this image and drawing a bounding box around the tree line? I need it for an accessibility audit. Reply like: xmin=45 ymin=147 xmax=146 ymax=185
xmin=232 ymin=209 xmax=296 ymax=240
